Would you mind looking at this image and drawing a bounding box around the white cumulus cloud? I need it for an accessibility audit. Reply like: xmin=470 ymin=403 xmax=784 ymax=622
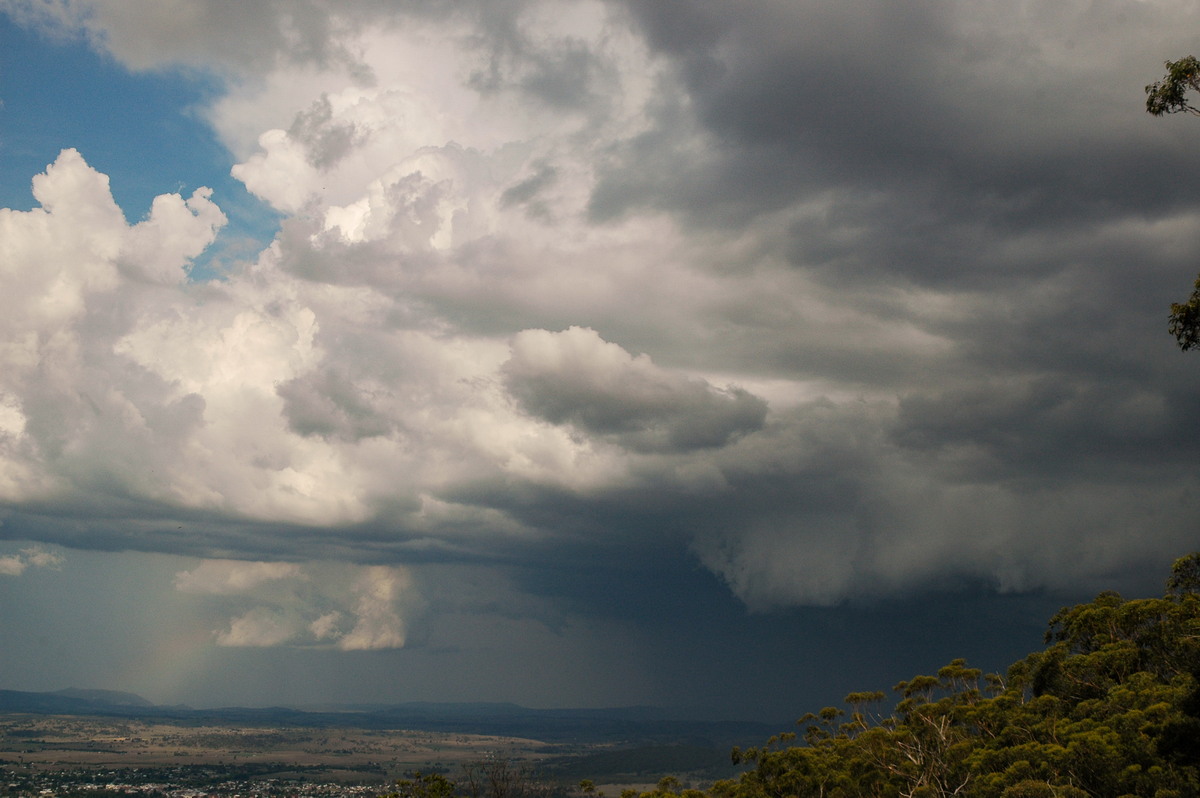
xmin=0 ymin=546 xmax=64 ymax=577
xmin=216 ymin=607 xmax=301 ymax=648
xmin=338 ymin=566 xmax=410 ymax=651
xmin=179 ymin=559 xmax=416 ymax=650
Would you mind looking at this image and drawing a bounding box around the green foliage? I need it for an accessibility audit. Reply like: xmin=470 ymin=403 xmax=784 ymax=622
xmin=616 ymin=774 xmax=707 ymax=798
xmin=1167 ymin=553 xmax=1200 ymax=597
xmin=695 ymin=555 xmax=1200 ymax=798
xmin=1146 ymin=56 xmax=1200 ymax=116
xmin=1168 ymin=275 xmax=1200 ymax=352
xmin=1146 ymin=59 xmax=1200 ymax=351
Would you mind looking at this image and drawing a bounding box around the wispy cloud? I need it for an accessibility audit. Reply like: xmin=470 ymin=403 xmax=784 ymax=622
xmin=174 ymin=560 xmax=304 ymax=595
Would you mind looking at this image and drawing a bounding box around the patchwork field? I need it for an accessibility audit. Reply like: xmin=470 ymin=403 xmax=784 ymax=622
xmin=0 ymin=713 xmax=551 ymax=780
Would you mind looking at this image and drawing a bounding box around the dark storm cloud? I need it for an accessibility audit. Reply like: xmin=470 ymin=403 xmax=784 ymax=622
xmin=613 ymin=1 xmax=1200 ymax=274
xmin=609 ymin=0 xmax=1200 ymax=374
xmin=503 ymin=327 xmax=767 ymax=453
xmin=586 ymin=1 xmax=1200 ymax=563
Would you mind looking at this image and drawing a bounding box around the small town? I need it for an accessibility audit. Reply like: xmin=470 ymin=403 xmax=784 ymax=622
xmin=2 ymin=765 xmax=393 ymax=798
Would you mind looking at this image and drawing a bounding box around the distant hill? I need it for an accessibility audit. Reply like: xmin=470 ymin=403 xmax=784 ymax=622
xmin=0 ymin=688 xmax=153 ymax=715
xmin=0 ymin=689 xmax=776 ymax=748
xmin=52 ymin=688 xmax=154 ymax=707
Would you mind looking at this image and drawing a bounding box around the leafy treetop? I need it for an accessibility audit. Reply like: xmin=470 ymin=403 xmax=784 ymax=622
xmin=1146 ymin=58 xmax=1200 ymax=350
xmin=1146 ymin=56 xmax=1200 ymax=116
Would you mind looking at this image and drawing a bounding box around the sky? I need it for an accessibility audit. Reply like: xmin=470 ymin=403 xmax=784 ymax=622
xmin=1 ymin=0 xmax=1199 ymax=722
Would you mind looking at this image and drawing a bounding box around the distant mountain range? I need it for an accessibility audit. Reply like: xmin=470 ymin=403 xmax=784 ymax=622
xmin=0 ymin=688 xmax=162 ymax=715
xmin=49 ymin=688 xmax=155 ymax=707
xmin=0 ymin=688 xmax=779 ymax=749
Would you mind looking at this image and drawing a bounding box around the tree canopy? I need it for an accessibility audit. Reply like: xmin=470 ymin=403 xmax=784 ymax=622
xmin=1168 ymin=277 xmax=1200 ymax=352
xmin=1146 ymin=56 xmax=1200 ymax=117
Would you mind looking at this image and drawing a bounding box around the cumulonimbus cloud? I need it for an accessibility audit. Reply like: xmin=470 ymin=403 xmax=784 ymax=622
xmin=2 ymin=0 xmax=1199 ymax=617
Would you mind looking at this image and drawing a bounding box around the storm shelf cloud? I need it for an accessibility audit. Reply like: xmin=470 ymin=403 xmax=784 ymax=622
xmin=2 ymin=0 xmax=1200 ymax=716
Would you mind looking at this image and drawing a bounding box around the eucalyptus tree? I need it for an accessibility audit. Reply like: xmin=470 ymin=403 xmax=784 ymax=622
xmin=1147 ymin=58 xmax=1200 ymax=350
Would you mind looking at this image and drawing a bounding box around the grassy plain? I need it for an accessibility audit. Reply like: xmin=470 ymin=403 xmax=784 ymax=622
xmin=0 ymin=713 xmax=549 ymax=781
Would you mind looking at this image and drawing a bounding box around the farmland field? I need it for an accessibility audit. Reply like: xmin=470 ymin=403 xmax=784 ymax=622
xmin=0 ymin=713 xmax=549 ymax=781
